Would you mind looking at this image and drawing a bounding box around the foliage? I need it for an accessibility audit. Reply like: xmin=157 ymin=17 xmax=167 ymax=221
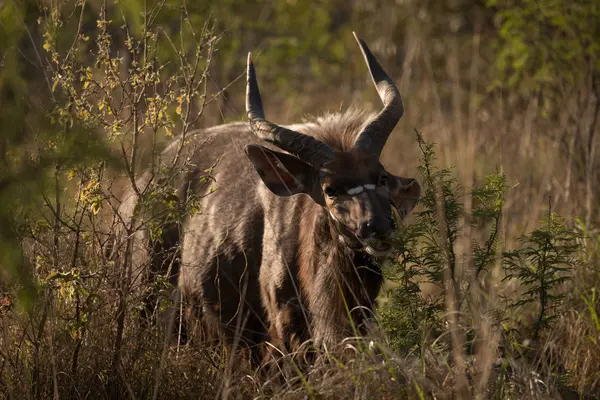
xmin=472 ymin=172 xmax=506 ymax=276
xmin=503 ymin=213 xmax=581 ymax=339
xmin=381 ymin=131 xmax=508 ymax=352
xmin=1 ymin=0 xmax=600 ymax=398
xmin=380 ymin=132 xmax=591 ymax=396
xmin=487 ymin=0 xmax=600 ymax=226
xmin=488 ymin=0 xmax=600 ymax=105
xmin=413 ymin=130 xmax=463 ymax=294
xmin=1 ymin=1 xmax=219 ymax=397
xmin=0 ymin=0 xmax=113 ymax=307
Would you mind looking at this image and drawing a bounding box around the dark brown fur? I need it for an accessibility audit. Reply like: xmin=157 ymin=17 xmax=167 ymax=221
xmin=118 ymin=109 xmax=419 ymax=363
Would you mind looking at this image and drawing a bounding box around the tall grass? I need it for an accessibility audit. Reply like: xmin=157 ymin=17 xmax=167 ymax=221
xmin=1 ymin=1 xmax=600 ymax=399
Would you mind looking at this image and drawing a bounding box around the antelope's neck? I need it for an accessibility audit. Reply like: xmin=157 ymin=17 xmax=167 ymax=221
xmin=298 ymin=204 xmax=383 ymax=293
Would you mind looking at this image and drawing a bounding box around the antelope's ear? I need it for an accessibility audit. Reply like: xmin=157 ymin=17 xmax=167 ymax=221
xmin=245 ymin=145 xmax=319 ymax=198
xmin=389 ymin=176 xmax=420 ymax=219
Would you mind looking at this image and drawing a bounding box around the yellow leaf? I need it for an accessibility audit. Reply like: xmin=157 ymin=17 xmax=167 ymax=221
xmin=43 ymin=42 xmax=51 ymax=51
xmin=176 ymin=105 xmax=182 ymax=115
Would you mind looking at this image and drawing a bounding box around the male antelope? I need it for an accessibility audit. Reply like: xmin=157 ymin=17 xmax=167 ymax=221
xmin=121 ymin=33 xmax=420 ymax=362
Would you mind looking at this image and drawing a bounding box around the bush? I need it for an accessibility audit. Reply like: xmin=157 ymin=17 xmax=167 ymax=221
xmin=2 ymin=1 xmax=600 ymax=399
xmin=380 ymin=132 xmax=594 ymax=398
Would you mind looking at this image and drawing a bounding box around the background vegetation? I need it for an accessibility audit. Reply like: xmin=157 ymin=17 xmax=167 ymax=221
xmin=1 ymin=0 xmax=599 ymax=398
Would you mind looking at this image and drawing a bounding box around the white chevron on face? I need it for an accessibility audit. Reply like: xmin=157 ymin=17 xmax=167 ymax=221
xmin=346 ymin=184 xmax=377 ymax=196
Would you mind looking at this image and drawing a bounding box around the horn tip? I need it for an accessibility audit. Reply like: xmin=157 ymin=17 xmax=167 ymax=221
xmin=246 ymin=53 xmax=256 ymax=84
xmin=246 ymin=51 xmax=265 ymax=120
xmin=352 ymin=31 xmax=365 ymax=47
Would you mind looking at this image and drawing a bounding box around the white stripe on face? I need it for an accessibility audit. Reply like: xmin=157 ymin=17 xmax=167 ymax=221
xmin=346 ymin=186 xmax=364 ymax=195
xmin=346 ymin=184 xmax=377 ymax=195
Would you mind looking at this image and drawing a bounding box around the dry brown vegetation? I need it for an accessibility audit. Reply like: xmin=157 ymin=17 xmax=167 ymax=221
xmin=1 ymin=0 xmax=600 ymax=399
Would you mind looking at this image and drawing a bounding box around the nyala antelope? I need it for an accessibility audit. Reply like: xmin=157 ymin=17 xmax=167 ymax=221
xmin=119 ymin=33 xmax=420 ymax=363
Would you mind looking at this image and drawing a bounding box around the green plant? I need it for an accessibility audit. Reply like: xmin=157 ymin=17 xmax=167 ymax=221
xmin=503 ymin=212 xmax=581 ymax=340
xmin=487 ymin=0 xmax=600 ymax=226
xmin=382 ymin=131 xmax=509 ymax=356
xmin=3 ymin=0 xmax=600 ymax=398
xmin=472 ymin=172 xmax=507 ymax=278
xmin=0 ymin=1 xmax=222 ymax=397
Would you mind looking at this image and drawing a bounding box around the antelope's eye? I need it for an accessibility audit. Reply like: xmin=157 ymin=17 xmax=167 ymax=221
xmin=378 ymin=174 xmax=388 ymax=187
xmin=323 ymin=186 xmax=337 ymax=198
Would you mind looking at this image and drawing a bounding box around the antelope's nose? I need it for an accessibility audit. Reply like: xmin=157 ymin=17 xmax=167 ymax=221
xmin=357 ymin=217 xmax=387 ymax=239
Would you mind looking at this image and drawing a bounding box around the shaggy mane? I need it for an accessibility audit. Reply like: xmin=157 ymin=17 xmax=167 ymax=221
xmin=292 ymin=108 xmax=376 ymax=153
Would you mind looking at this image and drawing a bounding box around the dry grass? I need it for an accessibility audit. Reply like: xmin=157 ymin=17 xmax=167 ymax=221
xmin=2 ymin=3 xmax=600 ymax=399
